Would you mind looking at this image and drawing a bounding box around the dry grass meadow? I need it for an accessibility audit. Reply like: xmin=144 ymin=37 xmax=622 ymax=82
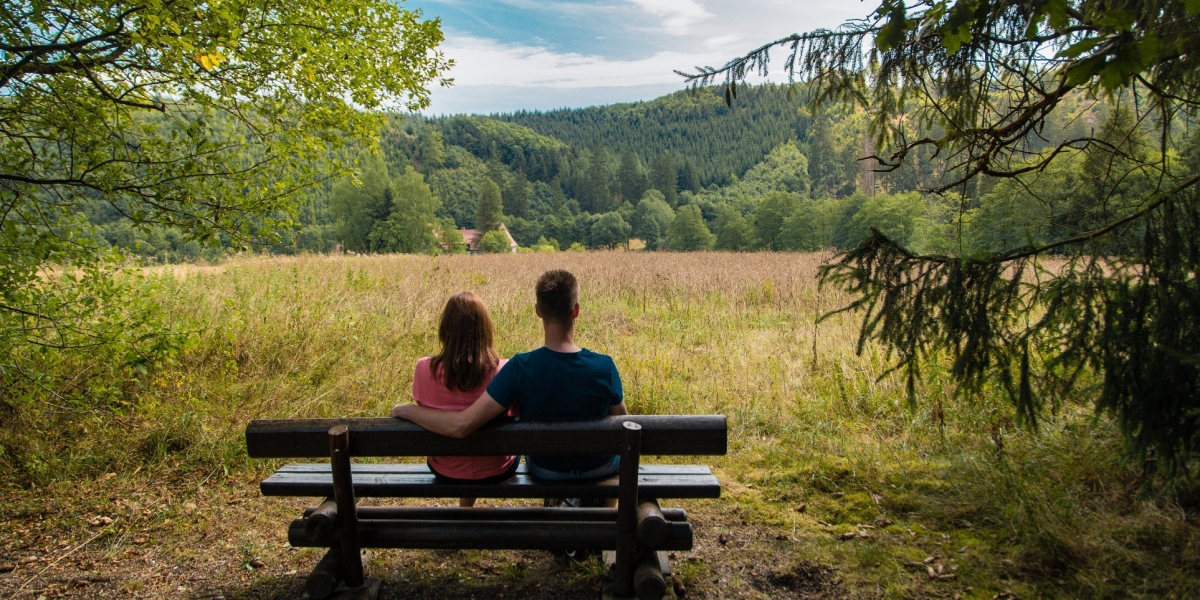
xmin=1 ymin=251 xmax=1197 ymax=599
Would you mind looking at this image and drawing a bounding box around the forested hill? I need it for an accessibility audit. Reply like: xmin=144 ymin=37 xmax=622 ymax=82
xmin=90 ymin=83 xmax=1123 ymax=263
xmin=495 ymin=85 xmax=806 ymax=187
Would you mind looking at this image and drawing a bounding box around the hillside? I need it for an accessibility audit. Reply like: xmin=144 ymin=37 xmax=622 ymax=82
xmin=88 ymin=84 xmax=1120 ymax=263
xmin=496 ymin=85 xmax=810 ymax=187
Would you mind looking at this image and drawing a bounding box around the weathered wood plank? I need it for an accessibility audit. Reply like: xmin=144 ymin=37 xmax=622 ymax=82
xmin=301 ymin=506 xmax=689 ymax=523
xmin=245 ymin=416 xmax=727 ymax=458
xmin=287 ymin=519 xmax=693 ymax=551
xmin=261 ymin=471 xmax=721 ymax=499
xmin=277 ymin=463 xmax=713 ymax=475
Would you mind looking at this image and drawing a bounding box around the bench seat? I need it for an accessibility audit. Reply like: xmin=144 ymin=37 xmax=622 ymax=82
xmin=261 ymin=463 xmax=720 ymax=499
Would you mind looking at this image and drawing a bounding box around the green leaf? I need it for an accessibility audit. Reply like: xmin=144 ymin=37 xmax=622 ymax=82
xmin=1064 ymin=54 xmax=1106 ymax=86
xmin=1057 ymin=37 xmax=1102 ymax=59
xmin=1184 ymin=0 xmax=1200 ymax=16
xmin=942 ymin=25 xmax=973 ymax=54
xmin=1095 ymin=9 xmax=1136 ymax=31
xmin=875 ymin=0 xmax=911 ymax=52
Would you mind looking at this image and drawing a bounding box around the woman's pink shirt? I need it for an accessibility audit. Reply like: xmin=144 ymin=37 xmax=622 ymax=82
xmin=413 ymin=356 xmax=516 ymax=479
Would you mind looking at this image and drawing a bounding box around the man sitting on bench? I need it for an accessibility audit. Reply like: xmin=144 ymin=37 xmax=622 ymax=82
xmin=390 ymin=269 xmax=628 ymax=489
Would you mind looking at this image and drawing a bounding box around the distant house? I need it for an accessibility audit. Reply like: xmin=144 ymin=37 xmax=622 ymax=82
xmin=458 ymin=223 xmax=518 ymax=254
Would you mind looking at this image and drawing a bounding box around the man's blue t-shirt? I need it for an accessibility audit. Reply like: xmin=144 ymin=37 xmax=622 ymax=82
xmin=486 ymin=347 xmax=623 ymax=473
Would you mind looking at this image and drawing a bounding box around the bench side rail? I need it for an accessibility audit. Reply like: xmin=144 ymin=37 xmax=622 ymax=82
xmin=245 ymin=415 xmax=726 ymax=459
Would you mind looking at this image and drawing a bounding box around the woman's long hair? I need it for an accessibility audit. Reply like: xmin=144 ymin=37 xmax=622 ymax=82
xmin=430 ymin=292 xmax=501 ymax=392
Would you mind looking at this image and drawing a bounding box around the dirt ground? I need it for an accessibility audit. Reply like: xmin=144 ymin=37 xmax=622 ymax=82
xmin=0 ymin=471 xmax=860 ymax=600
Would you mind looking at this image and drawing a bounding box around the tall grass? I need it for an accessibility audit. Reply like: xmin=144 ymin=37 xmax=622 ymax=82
xmin=2 ymin=251 xmax=1196 ymax=597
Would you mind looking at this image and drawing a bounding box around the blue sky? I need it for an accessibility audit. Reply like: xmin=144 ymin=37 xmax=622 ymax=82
xmin=406 ymin=0 xmax=870 ymax=115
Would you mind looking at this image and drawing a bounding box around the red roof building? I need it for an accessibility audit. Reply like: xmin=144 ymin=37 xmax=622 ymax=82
xmin=458 ymin=223 xmax=518 ymax=254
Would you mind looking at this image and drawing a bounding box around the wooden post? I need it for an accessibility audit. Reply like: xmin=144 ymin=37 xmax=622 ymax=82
xmin=305 ymin=546 xmax=343 ymax=600
xmin=613 ymin=421 xmax=641 ymax=597
xmin=636 ymin=499 xmax=668 ymax=546
xmin=329 ymin=424 xmax=364 ymax=588
xmin=305 ymin=497 xmax=338 ymax=542
xmin=633 ymin=552 xmax=666 ymax=600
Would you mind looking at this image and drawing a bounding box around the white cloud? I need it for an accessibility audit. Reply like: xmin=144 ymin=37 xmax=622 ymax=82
xmin=626 ymin=0 xmax=713 ymax=35
xmin=439 ymin=35 xmax=728 ymax=88
xmin=703 ymin=34 xmax=744 ymax=50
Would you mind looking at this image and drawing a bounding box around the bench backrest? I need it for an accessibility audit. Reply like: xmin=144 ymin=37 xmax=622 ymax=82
xmin=246 ymin=415 xmax=726 ymax=459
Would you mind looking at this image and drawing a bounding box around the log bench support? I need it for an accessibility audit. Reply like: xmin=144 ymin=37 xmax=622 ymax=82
xmin=329 ymin=425 xmax=364 ymax=589
xmin=246 ymin=415 xmax=726 ymax=600
xmin=613 ymin=421 xmax=642 ymax=597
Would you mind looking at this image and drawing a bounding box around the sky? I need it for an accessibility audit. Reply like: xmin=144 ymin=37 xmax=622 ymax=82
xmin=406 ymin=0 xmax=870 ymax=115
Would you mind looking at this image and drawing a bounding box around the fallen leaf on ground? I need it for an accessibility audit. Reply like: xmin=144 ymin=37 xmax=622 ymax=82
xmin=794 ymin=504 xmax=807 ymax=513
xmin=672 ymin=575 xmax=687 ymax=596
xmin=838 ymin=532 xmax=857 ymax=540
xmin=249 ymin=559 xmax=265 ymax=569
xmin=89 ymin=516 xmax=113 ymax=527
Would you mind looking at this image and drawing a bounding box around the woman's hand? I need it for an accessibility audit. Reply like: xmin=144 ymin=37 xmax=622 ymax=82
xmin=390 ymin=404 xmax=414 ymax=420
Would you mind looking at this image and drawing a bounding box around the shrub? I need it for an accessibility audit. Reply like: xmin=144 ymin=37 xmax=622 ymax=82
xmin=479 ymin=230 xmax=512 ymax=253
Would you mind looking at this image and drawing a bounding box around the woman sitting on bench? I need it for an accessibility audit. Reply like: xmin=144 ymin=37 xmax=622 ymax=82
xmin=411 ymin=292 xmax=517 ymax=506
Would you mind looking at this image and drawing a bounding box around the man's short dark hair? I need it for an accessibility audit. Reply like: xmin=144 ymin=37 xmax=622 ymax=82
xmin=536 ymin=270 xmax=579 ymax=325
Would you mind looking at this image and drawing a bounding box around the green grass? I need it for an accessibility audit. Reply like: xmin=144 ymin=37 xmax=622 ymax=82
xmin=2 ymin=251 xmax=1198 ymax=598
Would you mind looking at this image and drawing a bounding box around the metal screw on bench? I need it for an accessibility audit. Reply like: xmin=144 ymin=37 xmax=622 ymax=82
xmin=614 ymin=420 xmax=642 ymax=597
xmin=329 ymin=424 xmax=364 ymax=588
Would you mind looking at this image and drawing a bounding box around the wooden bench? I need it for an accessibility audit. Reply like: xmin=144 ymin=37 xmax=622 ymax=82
xmin=246 ymin=415 xmax=726 ymax=600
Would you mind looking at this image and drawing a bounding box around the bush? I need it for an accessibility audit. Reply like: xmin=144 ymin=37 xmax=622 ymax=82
xmin=479 ymin=229 xmax=512 ymax=253
xmin=531 ymin=236 xmax=560 ymax=252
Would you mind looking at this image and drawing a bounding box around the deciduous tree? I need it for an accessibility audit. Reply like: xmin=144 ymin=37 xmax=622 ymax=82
xmin=631 ymin=190 xmax=675 ymax=250
xmin=713 ymin=205 xmax=755 ymax=251
xmin=667 ymin=204 xmax=715 ymax=251
xmin=368 ymin=167 xmax=441 ymax=254
xmin=479 ymin=230 xmax=512 ymax=253
xmin=1 ymin=0 xmax=449 ymax=393
xmin=753 ymin=192 xmax=801 ymax=250
xmin=590 ymin=212 xmax=632 ymax=249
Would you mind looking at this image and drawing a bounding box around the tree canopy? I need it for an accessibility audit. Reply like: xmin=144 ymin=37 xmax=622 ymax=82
xmin=1 ymin=0 xmax=448 ymax=399
xmin=685 ymin=0 xmax=1200 ymax=472
xmin=667 ymin=205 xmax=716 ymax=251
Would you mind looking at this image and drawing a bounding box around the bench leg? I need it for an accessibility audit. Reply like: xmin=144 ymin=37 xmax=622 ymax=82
xmin=613 ymin=421 xmax=642 ymax=597
xmin=306 ymin=547 xmax=343 ymax=600
xmin=329 ymin=425 xmax=364 ymax=588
